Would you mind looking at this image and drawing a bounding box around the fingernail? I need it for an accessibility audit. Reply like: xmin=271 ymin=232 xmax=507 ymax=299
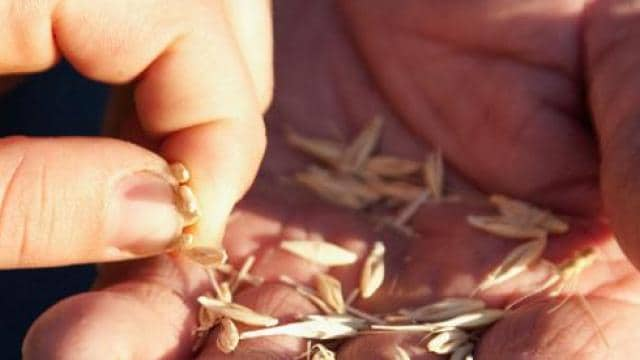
xmin=107 ymin=171 xmax=183 ymax=254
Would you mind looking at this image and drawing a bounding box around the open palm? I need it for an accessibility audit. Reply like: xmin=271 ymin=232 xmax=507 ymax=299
xmin=23 ymin=1 xmax=640 ymax=359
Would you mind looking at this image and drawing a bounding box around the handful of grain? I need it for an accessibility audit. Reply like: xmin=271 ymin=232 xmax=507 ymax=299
xmin=179 ymin=118 xmax=602 ymax=358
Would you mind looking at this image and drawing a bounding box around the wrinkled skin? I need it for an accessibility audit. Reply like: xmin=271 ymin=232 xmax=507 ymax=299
xmin=22 ymin=1 xmax=640 ymax=359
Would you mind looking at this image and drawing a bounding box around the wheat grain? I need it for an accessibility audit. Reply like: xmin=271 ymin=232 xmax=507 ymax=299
xmin=280 ymin=240 xmax=358 ymax=266
xmin=365 ymin=156 xmax=421 ymax=178
xmin=184 ymin=246 xmax=228 ymax=266
xmin=240 ymin=318 xmax=360 ymax=340
xmin=426 ymin=328 xmax=471 ymax=355
xmin=340 ymin=116 xmax=384 ymax=173
xmin=406 ymin=298 xmax=486 ymax=322
xmin=198 ymin=296 xmax=278 ymax=327
xmin=217 ymin=318 xmax=240 ymax=353
xmin=315 ymin=273 xmax=346 ymax=314
xmin=169 ymin=162 xmax=190 ymax=184
xmin=365 ymin=177 xmax=425 ymax=202
xmin=489 ymin=195 xmax=568 ymax=234
xmin=296 ymin=166 xmax=379 ymax=209
xmin=360 ymin=241 xmax=386 ymax=298
xmin=473 ymin=237 xmax=547 ymax=294
xmin=285 ymin=128 xmax=344 ymax=166
xmin=423 ymin=150 xmax=444 ymax=199
xmin=466 ymin=215 xmax=547 ymax=239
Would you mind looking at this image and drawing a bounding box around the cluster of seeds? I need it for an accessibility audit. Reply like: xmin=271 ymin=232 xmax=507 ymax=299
xmin=176 ymin=118 xmax=603 ymax=358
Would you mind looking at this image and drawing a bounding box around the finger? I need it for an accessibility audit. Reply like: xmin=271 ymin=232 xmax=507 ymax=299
xmin=0 ymin=137 xmax=185 ymax=268
xmin=22 ymin=256 xmax=206 ymax=359
xmin=335 ymin=1 xmax=600 ymax=215
xmin=478 ymin=298 xmax=638 ymax=359
xmin=222 ymin=0 xmax=274 ymax=111
xmin=1 ymin=0 xmax=269 ymax=248
xmin=586 ymin=0 xmax=640 ymax=270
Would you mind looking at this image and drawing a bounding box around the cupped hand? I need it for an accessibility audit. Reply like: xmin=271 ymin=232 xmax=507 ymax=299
xmin=22 ymin=1 xmax=640 ymax=359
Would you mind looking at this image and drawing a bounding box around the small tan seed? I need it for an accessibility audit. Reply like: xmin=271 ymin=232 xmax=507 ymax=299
xmin=474 ymin=237 xmax=547 ymax=294
xmin=360 ymin=241 xmax=386 ymax=298
xmin=240 ymin=318 xmax=359 ymax=340
xmin=280 ymin=240 xmax=358 ymax=266
xmin=285 ymin=128 xmax=345 ymax=166
xmin=466 ymin=215 xmax=547 ymax=239
xmin=216 ymin=318 xmax=239 ymax=354
xmin=426 ymin=328 xmax=470 ymax=355
xmin=408 ymin=298 xmax=486 ymax=322
xmin=169 ymin=162 xmax=190 ymax=184
xmin=296 ymin=167 xmax=379 ymax=209
xmin=198 ymin=296 xmax=278 ymax=327
xmin=183 ymin=246 xmax=228 ymax=266
xmin=365 ymin=156 xmax=421 ymax=178
xmin=489 ymin=194 xmax=569 ymax=234
xmin=365 ymin=177 xmax=425 ymax=202
xmin=423 ymin=150 xmax=444 ymax=200
xmin=340 ymin=116 xmax=384 ymax=173
xmin=315 ymin=273 xmax=345 ymax=314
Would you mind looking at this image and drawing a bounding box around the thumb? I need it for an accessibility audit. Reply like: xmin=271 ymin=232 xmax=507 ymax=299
xmin=0 ymin=136 xmax=186 ymax=268
xmin=587 ymin=1 xmax=640 ymax=269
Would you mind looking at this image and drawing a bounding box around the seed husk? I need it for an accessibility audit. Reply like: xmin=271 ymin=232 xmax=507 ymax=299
xmin=489 ymin=194 xmax=568 ymax=234
xmin=407 ymin=298 xmax=486 ymax=322
xmin=285 ymin=128 xmax=344 ymax=166
xmin=474 ymin=237 xmax=547 ymax=294
xmin=240 ymin=318 xmax=360 ymax=340
xmin=372 ymin=309 xmax=504 ymax=332
xmin=360 ymin=241 xmax=386 ymax=298
xmin=169 ymin=162 xmax=191 ymax=184
xmin=466 ymin=215 xmax=547 ymax=239
xmin=365 ymin=177 xmax=425 ymax=202
xmin=310 ymin=344 xmax=336 ymax=360
xmin=183 ymin=246 xmax=228 ymax=266
xmin=280 ymin=240 xmax=358 ymax=266
xmin=423 ymin=150 xmax=444 ymax=200
xmin=216 ymin=318 xmax=239 ymax=354
xmin=315 ymin=273 xmax=346 ymax=314
xmin=450 ymin=342 xmax=474 ymax=360
xmin=339 ymin=116 xmax=384 ymax=173
xmin=198 ymin=296 xmax=278 ymax=327
xmin=365 ymin=156 xmax=421 ymax=178
xmin=426 ymin=328 xmax=471 ymax=355
xmin=296 ymin=166 xmax=380 ymax=209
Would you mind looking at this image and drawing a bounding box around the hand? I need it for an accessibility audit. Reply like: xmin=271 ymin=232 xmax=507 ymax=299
xmin=22 ymin=1 xmax=640 ymax=359
xmin=0 ymin=0 xmax=268 ymax=268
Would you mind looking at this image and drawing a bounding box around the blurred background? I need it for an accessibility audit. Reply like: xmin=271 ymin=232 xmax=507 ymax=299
xmin=0 ymin=62 xmax=106 ymax=359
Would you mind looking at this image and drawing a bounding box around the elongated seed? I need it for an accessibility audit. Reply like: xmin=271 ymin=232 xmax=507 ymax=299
xmin=360 ymin=241 xmax=385 ymax=298
xmin=280 ymin=240 xmax=358 ymax=266
xmin=198 ymin=296 xmax=278 ymax=327
xmin=217 ymin=318 xmax=239 ymax=354
xmin=433 ymin=309 xmax=504 ymax=329
xmin=315 ymin=273 xmax=345 ymax=314
xmin=466 ymin=215 xmax=547 ymax=239
xmin=392 ymin=346 xmax=411 ymax=360
xmin=489 ymin=194 xmax=569 ymax=234
xmin=408 ymin=298 xmax=486 ymax=322
xmin=365 ymin=156 xmax=421 ymax=178
xmin=365 ymin=177 xmax=425 ymax=202
xmin=240 ymin=318 xmax=359 ymax=340
xmin=183 ymin=246 xmax=228 ymax=266
xmin=426 ymin=328 xmax=470 ymax=354
xmin=423 ymin=150 xmax=444 ymax=200
xmin=177 ymin=185 xmax=199 ymax=214
xmin=285 ymin=128 xmax=345 ymax=166
xmin=296 ymin=167 xmax=378 ymax=209
xmin=474 ymin=237 xmax=547 ymax=294
xmin=340 ymin=116 xmax=384 ymax=173
xmin=311 ymin=344 xmax=336 ymax=360
xmin=169 ymin=162 xmax=190 ymax=184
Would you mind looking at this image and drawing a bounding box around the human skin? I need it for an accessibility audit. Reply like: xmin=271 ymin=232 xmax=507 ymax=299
xmin=19 ymin=0 xmax=640 ymax=359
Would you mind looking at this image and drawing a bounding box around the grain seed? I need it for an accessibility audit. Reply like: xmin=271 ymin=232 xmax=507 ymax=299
xmin=340 ymin=116 xmax=384 ymax=173
xmin=183 ymin=246 xmax=228 ymax=267
xmin=240 ymin=318 xmax=360 ymax=340
xmin=489 ymin=195 xmax=568 ymax=234
xmin=423 ymin=150 xmax=444 ymax=199
xmin=392 ymin=346 xmax=411 ymax=360
xmin=315 ymin=273 xmax=346 ymax=314
xmin=169 ymin=162 xmax=190 ymax=184
xmin=198 ymin=296 xmax=278 ymax=327
xmin=466 ymin=215 xmax=547 ymax=239
xmin=296 ymin=166 xmax=379 ymax=209
xmin=310 ymin=344 xmax=336 ymax=360
xmin=217 ymin=318 xmax=239 ymax=354
xmin=360 ymin=241 xmax=386 ymax=298
xmin=365 ymin=156 xmax=421 ymax=178
xmin=177 ymin=185 xmax=200 ymax=217
xmin=280 ymin=240 xmax=358 ymax=266
xmin=426 ymin=328 xmax=470 ymax=355
xmin=365 ymin=177 xmax=425 ymax=202
xmin=473 ymin=237 xmax=547 ymax=295
xmin=279 ymin=275 xmax=335 ymax=314
xmin=431 ymin=309 xmax=504 ymax=330
xmin=407 ymin=298 xmax=486 ymax=322
xmin=285 ymin=128 xmax=344 ymax=166
xmin=393 ymin=191 xmax=428 ymax=227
